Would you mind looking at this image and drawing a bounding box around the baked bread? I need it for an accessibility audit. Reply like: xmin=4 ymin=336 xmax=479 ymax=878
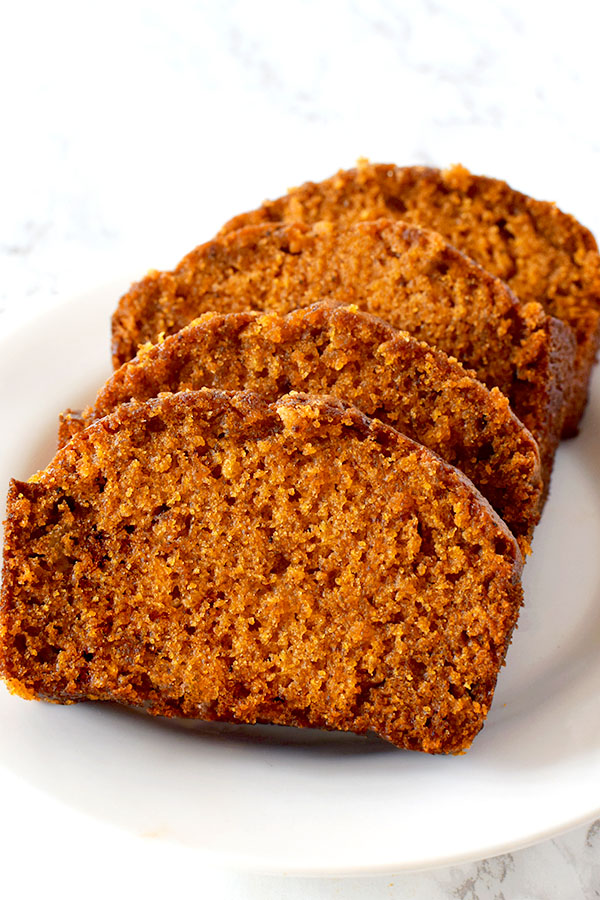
xmin=220 ymin=162 xmax=600 ymax=435
xmin=111 ymin=219 xmax=575 ymax=487
xmin=1 ymin=390 xmax=523 ymax=754
xmin=65 ymin=301 xmax=543 ymax=548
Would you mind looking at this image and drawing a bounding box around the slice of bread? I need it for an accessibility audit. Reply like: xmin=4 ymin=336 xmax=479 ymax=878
xmin=220 ymin=162 xmax=600 ymax=435
xmin=65 ymin=301 xmax=543 ymax=548
xmin=111 ymin=219 xmax=575 ymax=487
xmin=1 ymin=390 xmax=523 ymax=754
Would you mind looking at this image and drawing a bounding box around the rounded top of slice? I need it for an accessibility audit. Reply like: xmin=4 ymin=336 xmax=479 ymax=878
xmin=2 ymin=389 xmax=523 ymax=753
xmin=76 ymin=301 xmax=543 ymax=546
xmin=111 ymin=217 xmax=575 ymax=479
xmin=218 ymin=162 xmax=599 ymax=433
xmin=220 ymin=160 xmax=600 ymax=351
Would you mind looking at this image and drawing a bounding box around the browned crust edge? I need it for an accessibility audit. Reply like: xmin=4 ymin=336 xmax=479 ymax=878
xmin=2 ymin=390 xmax=523 ymax=754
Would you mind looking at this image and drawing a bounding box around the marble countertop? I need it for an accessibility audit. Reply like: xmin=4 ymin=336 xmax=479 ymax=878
xmin=1 ymin=1 xmax=599 ymax=897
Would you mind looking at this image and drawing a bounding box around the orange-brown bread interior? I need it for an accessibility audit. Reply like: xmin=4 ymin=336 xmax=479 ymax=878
xmin=68 ymin=302 xmax=542 ymax=546
xmin=220 ymin=162 xmax=600 ymax=434
xmin=112 ymin=219 xmax=575 ymax=487
xmin=1 ymin=390 xmax=523 ymax=754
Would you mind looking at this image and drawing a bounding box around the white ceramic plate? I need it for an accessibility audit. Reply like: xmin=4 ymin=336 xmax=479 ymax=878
xmin=0 ymin=281 xmax=599 ymax=876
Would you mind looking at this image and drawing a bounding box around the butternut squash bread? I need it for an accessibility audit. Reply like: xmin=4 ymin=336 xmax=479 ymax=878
xmin=220 ymin=162 xmax=600 ymax=435
xmin=65 ymin=301 xmax=542 ymax=547
xmin=111 ymin=219 xmax=575 ymax=487
xmin=1 ymin=390 xmax=523 ymax=754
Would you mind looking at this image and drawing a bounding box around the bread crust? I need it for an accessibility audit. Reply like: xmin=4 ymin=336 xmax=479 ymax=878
xmin=1 ymin=390 xmax=523 ymax=754
xmin=112 ymin=219 xmax=575 ymax=487
xmin=68 ymin=301 xmax=542 ymax=547
xmin=219 ymin=162 xmax=600 ymax=434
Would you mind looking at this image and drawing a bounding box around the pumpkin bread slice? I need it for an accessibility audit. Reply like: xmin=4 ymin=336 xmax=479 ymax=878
xmin=64 ymin=302 xmax=542 ymax=548
xmin=1 ymin=390 xmax=523 ymax=754
xmin=111 ymin=219 xmax=575 ymax=487
xmin=220 ymin=162 xmax=600 ymax=435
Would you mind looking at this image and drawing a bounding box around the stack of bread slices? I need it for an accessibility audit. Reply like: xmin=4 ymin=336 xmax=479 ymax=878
xmin=2 ymin=162 xmax=599 ymax=753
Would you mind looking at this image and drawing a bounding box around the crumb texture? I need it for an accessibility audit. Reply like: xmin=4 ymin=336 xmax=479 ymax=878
xmin=220 ymin=162 xmax=600 ymax=433
xmin=112 ymin=219 xmax=576 ymax=484
xmin=1 ymin=390 xmax=523 ymax=754
xmin=75 ymin=302 xmax=542 ymax=545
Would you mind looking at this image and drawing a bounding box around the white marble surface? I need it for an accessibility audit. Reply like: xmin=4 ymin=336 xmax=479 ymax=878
xmin=1 ymin=1 xmax=599 ymax=897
